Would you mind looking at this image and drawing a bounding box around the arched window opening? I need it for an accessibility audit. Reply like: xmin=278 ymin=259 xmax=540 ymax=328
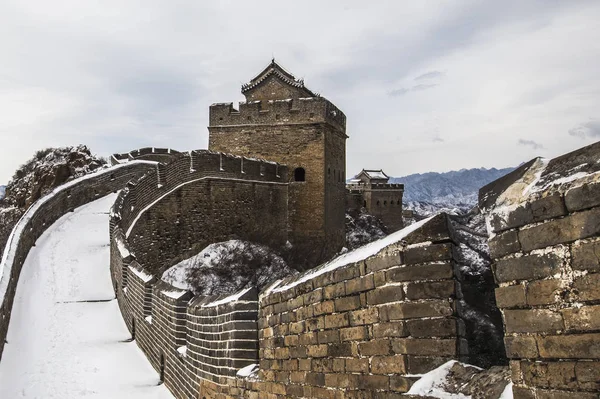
xmin=384 ymin=200 xmax=387 ymax=206
xmin=397 ymin=200 xmax=401 ymax=205
xmin=376 ymin=200 xmax=380 ymax=206
xmin=294 ymin=167 xmax=306 ymax=182
xmin=363 ymin=200 xmax=367 ymax=207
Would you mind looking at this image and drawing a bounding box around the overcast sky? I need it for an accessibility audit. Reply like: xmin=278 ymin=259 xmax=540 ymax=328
xmin=1 ymin=1 xmax=599 ymax=184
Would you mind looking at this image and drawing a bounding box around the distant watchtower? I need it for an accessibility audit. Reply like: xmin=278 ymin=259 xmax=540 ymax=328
xmin=346 ymin=169 xmax=404 ymax=231
xmin=208 ymin=60 xmax=348 ymax=259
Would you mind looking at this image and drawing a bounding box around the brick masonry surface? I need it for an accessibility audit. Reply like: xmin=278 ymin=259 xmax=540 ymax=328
xmin=481 ymin=140 xmax=600 ymax=398
xmin=112 ymin=198 xmax=471 ymax=398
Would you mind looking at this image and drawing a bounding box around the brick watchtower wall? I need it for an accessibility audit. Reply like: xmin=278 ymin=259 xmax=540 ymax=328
xmin=208 ymin=61 xmax=348 ymax=263
xmin=480 ymin=141 xmax=600 ymax=398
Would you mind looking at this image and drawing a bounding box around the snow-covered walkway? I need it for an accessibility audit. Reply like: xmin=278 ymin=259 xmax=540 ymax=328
xmin=0 ymin=195 xmax=173 ymax=398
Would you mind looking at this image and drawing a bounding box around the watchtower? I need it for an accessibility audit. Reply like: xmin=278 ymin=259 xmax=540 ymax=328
xmin=346 ymin=169 xmax=405 ymax=231
xmin=208 ymin=60 xmax=348 ymax=260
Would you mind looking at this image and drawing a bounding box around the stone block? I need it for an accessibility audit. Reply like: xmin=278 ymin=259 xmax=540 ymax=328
xmin=527 ymin=279 xmax=562 ymax=306
xmin=386 ymin=261 xmax=454 ymax=282
xmin=379 ymin=300 xmax=454 ymax=321
xmin=575 ymin=361 xmax=600 ymax=390
xmin=335 ymin=295 xmax=361 ymax=312
xmin=495 ymin=284 xmax=527 ymax=308
xmin=504 ymin=309 xmax=564 ymax=333
xmin=306 ymin=344 xmax=328 ymax=358
xmin=366 ymin=253 xmax=402 ymax=273
xmin=562 ymin=305 xmax=600 ymax=331
xmin=488 ymin=193 xmax=566 ymax=232
xmin=504 ymin=335 xmax=539 ymax=359
xmin=348 ymin=307 xmax=379 ymax=326
xmin=327 ymin=342 xmax=355 ymax=357
xmin=536 ymin=333 xmax=600 ymax=358
xmin=373 ymin=321 xmax=408 ymax=338
xmin=489 ymin=229 xmax=521 ymax=259
xmin=339 ymin=326 xmax=368 ymax=342
xmin=324 ymin=373 xmax=359 ymax=389
xmin=573 ymin=273 xmax=600 ymax=301
xmin=358 ymin=375 xmax=390 ymax=390
xmin=324 ymin=313 xmax=349 ymax=329
xmin=392 ymin=338 xmax=456 ymax=356
xmin=565 ymin=181 xmax=600 ymax=212
xmin=519 ymin=207 xmax=600 ymax=251
xmin=317 ymin=330 xmax=340 ymax=344
xmin=405 ymin=280 xmax=455 ymax=300
xmin=367 ymin=285 xmax=404 ymax=305
xmin=371 ymin=355 xmax=407 ymax=374
xmin=305 ymin=372 xmax=325 ymax=387
xmin=323 ymin=282 xmax=346 ymax=300
xmin=405 ymin=355 xmax=450 ymax=374
xmin=494 ymin=252 xmax=562 ymax=283
xmin=390 ymin=376 xmax=414 ymax=393
xmin=406 ymin=318 xmax=457 ymax=338
xmin=572 ymin=240 xmax=600 ymax=272
xmin=345 ymin=358 xmax=369 ymax=373
xmin=404 ymin=243 xmax=453 ymax=265
xmin=313 ymin=300 xmax=335 ymax=316
xmin=358 ymin=339 xmax=391 ymax=356
xmin=521 ymin=361 xmax=577 ymax=390
xmin=345 ymin=275 xmax=375 ymax=294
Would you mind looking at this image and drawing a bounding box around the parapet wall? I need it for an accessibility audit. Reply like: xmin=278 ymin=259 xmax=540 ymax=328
xmin=111 ymin=211 xmax=471 ymax=398
xmin=111 ymin=147 xmax=181 ymax=166
xmin=0 ymin=161 xmax=155 ymax=360
xmin=111 ymin=150 xmax=288 ymax=274
xmin=209 ymin=97 xmax=346 ymax=132
xmin=481 ymin=140 xmax=600 ymax=398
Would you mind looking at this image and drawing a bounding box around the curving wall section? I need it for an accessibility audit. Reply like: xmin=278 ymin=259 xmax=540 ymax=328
xmin=0 ymin=161 xmax=156 ymax=360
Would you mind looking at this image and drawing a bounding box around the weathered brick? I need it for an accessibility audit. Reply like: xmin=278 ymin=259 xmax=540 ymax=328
xmin=392 ymin=338 xmax=456 ymax=356
xmin=494 ymin=252 xmax=562 ymax=283
xmin=521 ymin=361 xmax=577 ymax=390
xmin=489 ymin=229 xmax=521 ymax=259
xmin=324 ymin=373 xmax=359 ymax=389
xmin=504 ymin=335 xmax=539 ymax=358
xmin=305 ymin=372 xmax=325 ymax=387
xmin=386 ymin=261 xmax=454 ymax=282
xmin=348 ymin=307 xmax=379 ymax=326
xmin=323 ymin=282 xmax=346 ymax=300
xmin=339 ymin=326 xmax=368 ymax=342
xmin=535 ymin=389 xmax=598 ymax=399
xmin=367 ymin=285 xmax=404 ymax=305
xmin=324 ymin=313 xmax=349 ymax=329
xmin=313 ymin=300 xmax=334 ymax=316
xmin=303 ymin=288 xmax=323 ymax=305
xmin=317 ymin=330 xmax=340 ymax=344
xmin=379 ymin=300 xmax=454 ymax=321
xmin=305 ymin=316 xmax=325 ymax=331
xmin=504 ymin=309 xmax=564 ymax=333
xmin=345 ymin=358 xmax=369 ymax=373
xmin=333 ymin=264 xmax=360 ymax=283
xmin=335 ymin=295 xmax=361 ymax=312
xmin=373 ymin=321 xmax=407 ymax=338
xmin=366 ymin=253 xmax=402 ymax=272
xmin=404 ymin=243 xmax=453 ymax=265
xmin=562 ymin=305 xmax=600 ymax=331
xmin=565 ymin=180 xmax=600 ymax=212
xmin=327 ymin=342 xmax=355 ymax=357
xmin=489 ymin=192 xmax=566 ymax=232
xmin=345 ymin=275 xmax=375 ymax=294
xmin=405 ymin=355 xmax=450 ymax=374
xmin=358 ymin=339 xmax=391 ymax=356
xmin=406 ymin=318 xmax=457 ymax=338
xmin=575 ymin=361 xmax=600 ymax=390
xmin=358 ymin=375 xmax=389 ymax=390
xmin=495 ymin=284 xmax=527 ymax=308
xmin=573 ymin=273 xmax=600 ymax=301
xmin=284 ymin=335 xmax=299 ymax=347
xmin=371 ymin=355 xmax=406 ymax=374
xmin=526 ymin=279 xmax=562 ymax=306
xmin=536 ymin=333 xmax=600 ymax=358
xmin=405 ymin=280 xmax=455 ymax=300
xmin=299 ymin=332 xmax=317 ymax=345
xmin=390 ymin=376 xmax=414 ymax=393
xmin=572 ymin=240 xmax=600 ymax=272
xmin=519 ymin=206 xmax=600 ymax=251
xmin=306 ymin=344 xmax=328 ymax=358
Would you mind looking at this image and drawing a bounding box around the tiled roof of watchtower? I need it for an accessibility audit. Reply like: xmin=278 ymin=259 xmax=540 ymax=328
xmin=241 ymin=59 xmax=317 ymax=98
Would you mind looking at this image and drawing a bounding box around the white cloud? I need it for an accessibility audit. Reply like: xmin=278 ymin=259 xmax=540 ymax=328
xmin=0 ymin=0 xmax=599 ymax=183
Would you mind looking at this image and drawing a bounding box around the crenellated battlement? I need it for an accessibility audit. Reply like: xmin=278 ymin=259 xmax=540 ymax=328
xmin=209 ymin=97 xmax=346 ymax=132
xmin=347 ymin=181 xmax=404 ymax=190
xmin=111 ymin=147 xmax=181 ymax=166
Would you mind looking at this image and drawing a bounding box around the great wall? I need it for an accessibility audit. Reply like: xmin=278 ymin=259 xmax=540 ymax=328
xmin=1 ymin=61 xmax=600 ymax=398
